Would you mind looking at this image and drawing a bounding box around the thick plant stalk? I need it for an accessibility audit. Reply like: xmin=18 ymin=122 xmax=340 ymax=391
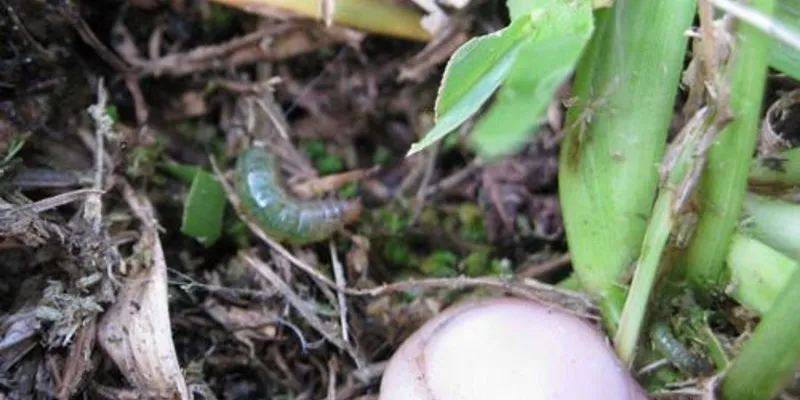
xmin=685 ymin=0 xmax=776 ymax=291
xmin=726 ymin=232 xmax=797 ymax=315
xmin=741 ymin=193 xmax=800 ymax=261
xmin=558 ymin=0 xmax=696 ymax=330
xmin=721 ymin=264 xmax=800 ymax=400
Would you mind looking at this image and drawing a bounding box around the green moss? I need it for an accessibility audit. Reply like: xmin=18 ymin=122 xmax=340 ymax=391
xmin=373 ymin=146 xmax=392 ymax=165
xmin=316 ymin=155 xmax=344 ymax=174
xmin=205 ymin=3 xmax=237 ymax=32
xmin=338 ymin=182 xmax=359 ymax=199
xmin=462 ymin=250 xmax=490 ymax=276
xmin=383 ymin=237 xmax=413 ymax=268
xmin=489 ymin=258 xmax=513 ymax=276
xmin=419 ymin=207 xmax=440 ymax=225
xmin=127 ymin=140 xmax=164 ymax=178
xmin=420 ymin=250 xmax=458 ymax=277
xmin=457 ymin=203 xmax=487 ymax=242
xmin=374 ymin=206 xmax=410 ymax=234
xmin=303 ymin=139 xmax=327 ymax=159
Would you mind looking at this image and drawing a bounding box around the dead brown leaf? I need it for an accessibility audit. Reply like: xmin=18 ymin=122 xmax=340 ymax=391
xmin=96 ymin=183 xmax=189 ymax=400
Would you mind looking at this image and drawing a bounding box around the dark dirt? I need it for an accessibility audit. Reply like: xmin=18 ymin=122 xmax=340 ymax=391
xmin=0 ymin=1 xmax=577 ymax=399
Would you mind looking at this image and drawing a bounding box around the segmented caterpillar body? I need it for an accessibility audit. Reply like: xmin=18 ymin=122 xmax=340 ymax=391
xmin=235 ymin=147 xmax=362 ymax=245
xmin=650 ymin=322 xmax=711 ymax=375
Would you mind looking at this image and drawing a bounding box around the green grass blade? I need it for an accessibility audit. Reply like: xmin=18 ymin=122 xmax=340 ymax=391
xmin=615 ymin=109 xmax=712 ymax=365
xmin=406 ymin=14 xmax=538 ymax=156
xmin=162 ymin=161 xmax=227 ymax=246
xmin=161 ymin=161 xmax=203 ymax=184
xmin=181 ymin=169 xmax=226 ymax=246
xmin=721 ymin=264 xmax=800 ymax=400
xmin=469 ymin=1 xmax=593 ymax=158
xmin=507 ymin=0 xmax=613 ymax=19
xmin=741 ymin=193 xmax=800 ymax=261
xmin=767 ymin=0 xmax=800 ymax=80
xmin=685 ymin=0 xmax=776 ymax=291
xmin=507 ymin=0 xmax=558 ymax=20
xmin=727 ymin=233 xmax=797 ymax=315
xmin=557 ymin=0 xmax=696 ymax=326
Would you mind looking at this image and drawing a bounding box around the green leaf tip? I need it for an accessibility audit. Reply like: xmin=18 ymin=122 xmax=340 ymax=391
xmin=406 ymin=12 xmax=541 ymax=158
xmin=181 ymin=169 xmax=226 ymax=246
xmin=407 ymin=3 xmax=593 ymax=159
xmin=469 ymin=0 xmax=594 ymax=159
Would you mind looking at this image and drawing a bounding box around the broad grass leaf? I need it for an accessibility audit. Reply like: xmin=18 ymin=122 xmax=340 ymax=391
xmin=469 ymin=1 xmax=594 ymax=158
xmin=406 ymin=13 xmax=538 ymax=156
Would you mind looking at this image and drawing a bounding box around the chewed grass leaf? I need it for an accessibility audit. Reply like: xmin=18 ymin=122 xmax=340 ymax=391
xmin=406 ymin=13 xmax=539 ymax=157
xmin=469 ymin=0 xmax=594 ymax=159
xmin=181 ymin=168 xmax=226 ymax=246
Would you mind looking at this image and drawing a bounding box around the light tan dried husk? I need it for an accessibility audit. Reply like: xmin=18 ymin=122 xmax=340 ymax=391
xmin=97 ymin=184 xmax=189 ymax=400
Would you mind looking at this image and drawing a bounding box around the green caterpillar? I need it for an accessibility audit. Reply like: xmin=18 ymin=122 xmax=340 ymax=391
xmin=650 ymin=321 xmax=711 ymax=375
xmin=234 ymin=147 xmax=362 ymax=245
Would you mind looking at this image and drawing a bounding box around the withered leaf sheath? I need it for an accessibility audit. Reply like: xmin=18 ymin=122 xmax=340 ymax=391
xmin=234 ymin=147 xmax=362 ymax=245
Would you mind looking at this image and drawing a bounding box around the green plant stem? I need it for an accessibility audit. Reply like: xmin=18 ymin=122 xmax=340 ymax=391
xmin=615 ymin=108 xmax=712 ymax=365
xmin=726 ymin=232 xmax=797 ymax=315
xmin=685 ymin=0 xmax=776 ymax=291
xmin=741 ymin=192 xmax=800 ymax=261
xmin=557 ymin=0 xmax=696 ymax=332
xmin=696 ymin=312 xmax=730 ymax=371
xmin=721 ymin=264 xmax=800 ymax=400
xmin=614 ymin=190 xmax=672 ymax=365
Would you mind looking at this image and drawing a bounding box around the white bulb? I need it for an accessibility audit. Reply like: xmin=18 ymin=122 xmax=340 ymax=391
xmin=379 ymin=297 xmax=647 ymax=400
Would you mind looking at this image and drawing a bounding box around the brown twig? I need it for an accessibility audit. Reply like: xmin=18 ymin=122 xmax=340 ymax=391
xmin=326 ymin=357 xmax=337 ymax=400
xmin=329 ymin=241 xmax=350 ymax=345
xmin=84 ymin=79 xmax=111 ymax=233
xmin=349 ymin=276 xmax=598 ymax=320
xmin=409 ymin=143 xmax=440 ymax=224
xmin=62 ymin=0 xmax=131 ymax=74
xmin=115 ymin=22 xmax=358 ymax=78
xmin=698 ymin=0 xmax=719 ymax=84
xmin=422 ymin=158 xmax=481 ymax=197
xmin=516 ymin=253 xmax=572 ymax=279
xmin=56 ymin=317 xmax=96 ymax=400
xmin=241 ymin=252 xmax=366 ymax=367
xmin=396 ymin=153 xmax=426 ymax=197
xmin=230 ymin=94 xmax=317 ymax=179
xmin=0 ymin=188 xmax=103 ymax=215
xmin=0 ymin=0 xmax=57 ymax=62
xmin=291 ymin=165 xmax=380 ymax=199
